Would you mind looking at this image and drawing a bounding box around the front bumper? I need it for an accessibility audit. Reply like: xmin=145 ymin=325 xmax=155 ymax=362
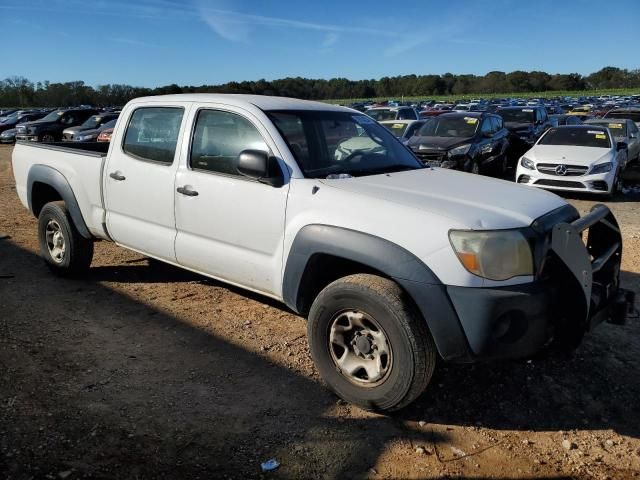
xmin=15 ymin=134 xmax=39 ymax=142
xmin=516 ymin=166 xmax=614 ymax=194
xmin=445 ymin=204 xmax=627 ymax=360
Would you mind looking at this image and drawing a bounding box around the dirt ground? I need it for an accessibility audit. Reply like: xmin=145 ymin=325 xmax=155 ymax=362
xmin=1 ymin=143 xmax=639 ymax=480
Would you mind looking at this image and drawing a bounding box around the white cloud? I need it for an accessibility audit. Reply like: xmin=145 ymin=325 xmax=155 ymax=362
xmin=322 ymin=32 xmax=339 ymax=48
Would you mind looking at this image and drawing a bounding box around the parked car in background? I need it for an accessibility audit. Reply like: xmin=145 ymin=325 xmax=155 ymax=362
xmin=97 ymin=127 xmax=114 ymax=143
xmin=408 ymin=112 xmax=510 ymax=175
xmin=0 ymin=109 xmax=19 ymax=122
xmin=549 ymin=114 xmax=583 ymax=127
xmin=0 ymin=111 xmax=47 ymax=133
xmin=515 ymin=125 xmax=627 ymax=197
xmin=498 ymin=106 xmax=553 ymax=160
xmin=366 ymin=106 xmax=419 ymax=121
xmin=0 ymin=128 xmax=17 ymax=144
xmin=73 ymin=119 xmax=118 ymax=142
xmin=379 ymin=119 xmax=426 ymax=144
xmin=584 ymin=118 xmax=640 ymax=165
xmin=16 ymin=108 xmax=99 ymax=142
xmin=63 ymin=112 xmax=120 ymax=141
xmin=603 ymin=107 xmax=640 ymax=128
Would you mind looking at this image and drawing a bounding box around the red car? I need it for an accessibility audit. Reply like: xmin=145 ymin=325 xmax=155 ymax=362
xmin=97 ymin=127 xmax=113 ymax=142
xmin=419 ymin=107 xmax=452 ymax=118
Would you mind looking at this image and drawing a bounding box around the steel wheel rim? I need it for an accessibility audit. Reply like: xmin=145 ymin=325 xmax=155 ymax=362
xmin=328 ymin=309 xmax=392 ymax=386
xmin=45 ymin=219 xmax=66 ymax=263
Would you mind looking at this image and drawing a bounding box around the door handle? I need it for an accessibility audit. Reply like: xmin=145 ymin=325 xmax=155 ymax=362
xmin=109 ymin=171 xmax=126 ymax=181
xmin=177 ymin=186 xmax=199 ymax=197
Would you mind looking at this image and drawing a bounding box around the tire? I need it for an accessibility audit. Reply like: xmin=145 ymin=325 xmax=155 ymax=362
xmin=39 ymin=133 xmax=56 ymax=143
xmin=307 ymin=274 xmax=437 ymax=412
xmin=38 ymin=201 xmax=93 ymax=276
xmin=604 ymin=171 xmax=622 ymax=200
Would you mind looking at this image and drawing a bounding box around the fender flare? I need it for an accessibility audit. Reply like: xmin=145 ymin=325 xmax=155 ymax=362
xmin=282 ymin=224 xmax=472 ymax=361
xmin=27 ymin=164 xmax=92 ymax=239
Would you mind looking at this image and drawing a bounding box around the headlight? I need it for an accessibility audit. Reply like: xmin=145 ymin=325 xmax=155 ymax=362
xmin=449 ymin=229 xmax=534 ymax=281
xmin=448 ymin=144 xmax=471 ymax=157
xmin=520 ymin=157 xmax=535 ymax=170
xmin=589 ymin=162 xmax=612 ymax=175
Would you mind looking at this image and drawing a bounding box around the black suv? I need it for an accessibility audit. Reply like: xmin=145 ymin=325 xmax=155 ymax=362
xmin=497 ymin=106 xmax=553 ymax=160
xmin=407 ymin=112 xmax=510 ymax=176
xmin=16 ymin=108 xmax=99 ymax=142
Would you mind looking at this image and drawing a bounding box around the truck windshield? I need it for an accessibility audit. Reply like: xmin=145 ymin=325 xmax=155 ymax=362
xmin=267 ymin=110 xmax=423 ymax=179
xmin=538 ymin=127 xmax=611 ymax=148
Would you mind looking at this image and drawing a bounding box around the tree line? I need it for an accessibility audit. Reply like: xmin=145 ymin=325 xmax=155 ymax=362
xmin=1 ymin=67 xmax=639 ymax=108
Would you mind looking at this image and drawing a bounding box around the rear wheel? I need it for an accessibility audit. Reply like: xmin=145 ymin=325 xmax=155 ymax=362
xmin=38 ymin=201 xmax=93 ymax=276
xmin=39 ymin=133 xmax=56 ymax=142
xmin=307 ymin=274 xmax=437 ymax=412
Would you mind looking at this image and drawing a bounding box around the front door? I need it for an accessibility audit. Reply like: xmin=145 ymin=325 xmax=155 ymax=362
xmin=104 ymin=103 xmax=189 ymax=261
xmin=174 ymin=105 xmax=289 ymax=296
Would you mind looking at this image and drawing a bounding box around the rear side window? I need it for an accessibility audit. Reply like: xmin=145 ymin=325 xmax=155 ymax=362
xmin=481 ymin=118 xmax=493 ymax=135
xmin=190 ymin=109 xmax=268 ymax=176
xmin=123 ymin=107 xmax=184 ymax=164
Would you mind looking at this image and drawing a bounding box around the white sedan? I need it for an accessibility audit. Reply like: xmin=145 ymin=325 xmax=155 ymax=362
xmin=515 ymin=125 xmax=627 ymax=197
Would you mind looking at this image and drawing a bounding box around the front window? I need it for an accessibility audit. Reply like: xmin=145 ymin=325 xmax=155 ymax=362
xmin=417 ymin=116 xmax=479 ymax=138
xmin=498 ymin=109 xmax=535 ymax=123
xmin=267 ymin=110 xmax=423 ymax=179
xmin=538 ymin=127 xmax=611 ymax=148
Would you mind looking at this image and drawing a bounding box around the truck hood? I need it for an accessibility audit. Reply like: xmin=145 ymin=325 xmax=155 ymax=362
xmin=527 ymin=145 xmax=612 ymax=166
xmin=320 ymin=168 xmax=566 ymax=229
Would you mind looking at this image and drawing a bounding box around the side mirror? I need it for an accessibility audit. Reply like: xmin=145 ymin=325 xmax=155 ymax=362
xmin=236 ymin=150 xmax=284 ymax=187
xmin=616 ymin=141 xmax=628 ymax=151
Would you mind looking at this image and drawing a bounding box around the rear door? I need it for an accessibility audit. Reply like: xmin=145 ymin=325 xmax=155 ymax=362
xmin=104 ymin=102 xmax=189 ymax=261
xmin=174 ymin=104 xmax=289 ymax=296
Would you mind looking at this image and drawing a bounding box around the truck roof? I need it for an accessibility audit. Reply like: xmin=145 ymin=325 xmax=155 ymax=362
xmin=130 ymin=94 xmax=352 ymax=112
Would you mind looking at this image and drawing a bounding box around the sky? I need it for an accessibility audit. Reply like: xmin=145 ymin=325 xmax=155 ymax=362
xmin=1 ymin=0 xmax=638 ymax=88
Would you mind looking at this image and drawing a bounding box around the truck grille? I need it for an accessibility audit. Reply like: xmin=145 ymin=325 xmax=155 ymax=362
xmin=536 ymin=163 xmax=588 ymax=176
xmin=534 ymin=179 xmax=586 ymax=189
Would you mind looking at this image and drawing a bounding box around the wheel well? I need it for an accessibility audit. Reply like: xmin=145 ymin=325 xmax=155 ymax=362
xmin=296 ymin=253 xmax=387 ymax=315
xmin=31 ymin=182 xmax=63 ymax=217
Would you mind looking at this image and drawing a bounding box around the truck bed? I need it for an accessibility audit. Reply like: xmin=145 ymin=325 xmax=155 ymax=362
xmin=12 ymin=141 xmax=110 ymax=239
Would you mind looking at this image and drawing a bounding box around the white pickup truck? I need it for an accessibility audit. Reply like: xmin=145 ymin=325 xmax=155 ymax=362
xmin=12 ymin=94 xmax=631 ymax=411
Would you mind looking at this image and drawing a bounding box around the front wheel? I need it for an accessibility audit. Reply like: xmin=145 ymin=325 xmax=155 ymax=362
xmin=307 ymin=274 xmax=437 ymax=412
xmin=38 ymin=201 xmax=94 ymax=276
